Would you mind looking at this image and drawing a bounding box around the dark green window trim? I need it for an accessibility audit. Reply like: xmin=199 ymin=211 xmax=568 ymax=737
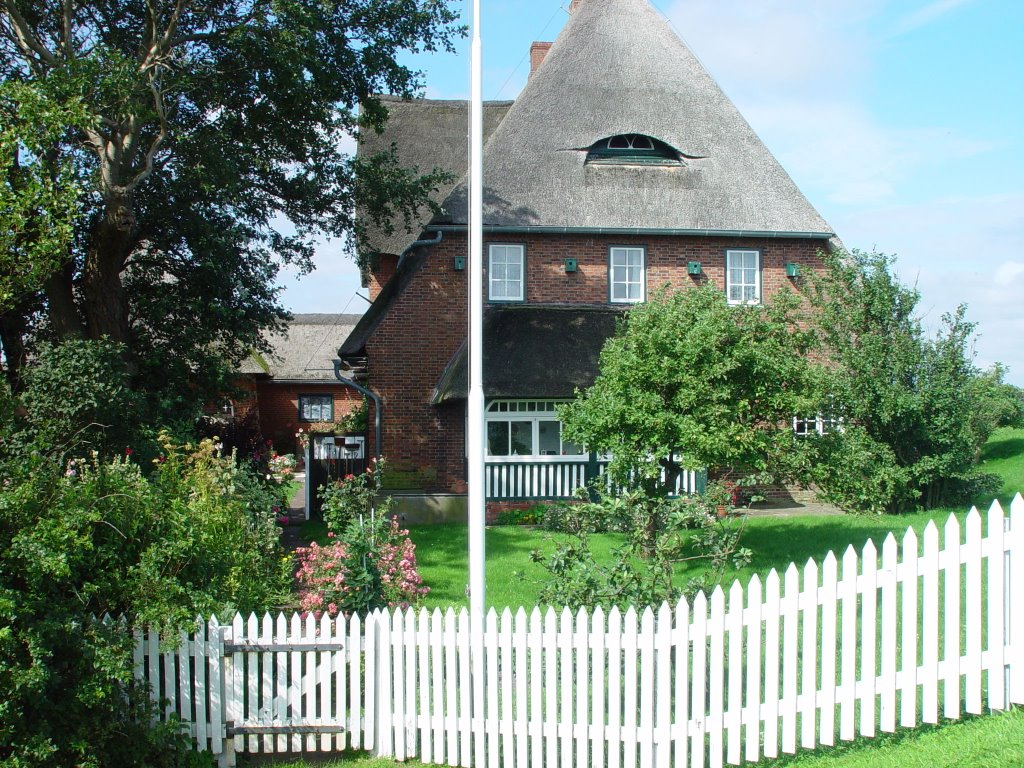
xmin=487 ymin=242 xmax=527 ymax=303
xmin=586 ymin=134 xmax=683 ymax=166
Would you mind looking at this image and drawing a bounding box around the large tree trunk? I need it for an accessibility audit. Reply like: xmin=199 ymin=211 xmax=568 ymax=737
xmin=82 ymin=195 xmax=134 ymax=344
xmin=0 ymin=307 xmax=29 ymax=391
xmin=43 ymin=264 xmax=86 ymax=340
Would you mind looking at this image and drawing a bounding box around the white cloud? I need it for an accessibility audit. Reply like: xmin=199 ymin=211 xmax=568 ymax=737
xmin=661 ymin=0 xmax=878 ymax=99
xmin=833 ymin=193 xmax=1024 ymax=383
xmin=888 ymin=0 xmax=977 ymax=37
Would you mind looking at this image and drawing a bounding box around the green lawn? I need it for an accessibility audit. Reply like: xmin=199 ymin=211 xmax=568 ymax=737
xmin=978 ymin=426 xmax=1024 ymax=506
xmin=299 ymin=427 xmax=1024 ymax=613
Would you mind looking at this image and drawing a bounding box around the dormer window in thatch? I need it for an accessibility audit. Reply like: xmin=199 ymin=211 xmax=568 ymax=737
xmin=585 ymin=133 xmax=683 ymax=166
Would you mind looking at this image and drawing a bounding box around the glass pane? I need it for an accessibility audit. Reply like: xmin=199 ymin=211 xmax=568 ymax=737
xmin=487 ymin=421 xmax=509 ymax=456
xmin=538 ymin=421 xmax=560 ymax=455
xmin=509 ymin=421 xmax=533 ymax=455
xmin=627 ymin=282 xmax=641 ymax=299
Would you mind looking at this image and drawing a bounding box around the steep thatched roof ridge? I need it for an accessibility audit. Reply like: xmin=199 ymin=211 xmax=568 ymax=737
xmin=436 ymin=0 xmax=833 ymax=236
xmin=360 ymin=96 xmax=513 ymax=257
xmin=432 ymin=305 xmax=623 ymax=403
xmin=240 ymin=314 xmax=362 ymax=380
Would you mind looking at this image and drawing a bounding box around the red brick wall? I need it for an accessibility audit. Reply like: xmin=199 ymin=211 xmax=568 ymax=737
xmin=256 ymin=382 xmax=363 ymax=456
xmin=369 ymin=254 xmax=398 ymax=302
xmin=366 ymin=232 xmax=829 ymax=493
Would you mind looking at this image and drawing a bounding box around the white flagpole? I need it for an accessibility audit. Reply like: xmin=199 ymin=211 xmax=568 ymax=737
xmin=467 ymin=0 xmax=486 ymax=643
xmin=467 ymin=0 xmax=486 ymax=763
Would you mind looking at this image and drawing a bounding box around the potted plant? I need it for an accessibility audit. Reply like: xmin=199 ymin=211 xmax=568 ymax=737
xmin=702 ymin=479 xmax=736 ymax=518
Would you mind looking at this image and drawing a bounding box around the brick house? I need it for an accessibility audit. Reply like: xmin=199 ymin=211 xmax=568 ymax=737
xmin=339 ymin=0 xmax=836 ymax=517
xmin=238 ymin=314 xmax=366 ymax=461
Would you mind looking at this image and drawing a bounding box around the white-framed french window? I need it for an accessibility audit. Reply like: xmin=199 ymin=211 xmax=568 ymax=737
xmin=793 ymin=414 xmax=843 ymax=437
xmin=609 ymin=246 xmax=645 ymax=303
xmin=726 ymin=249 xmax=761 ymax=305
xmin=488 ymin=243 xmax=525 ymax=302
xmin=484 ymin=400 xmax=585 ymax=458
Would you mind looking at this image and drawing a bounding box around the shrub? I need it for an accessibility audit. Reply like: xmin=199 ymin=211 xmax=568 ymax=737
xmin=0 ymin=433 xmax=290 ymax=765
xmin=494 ymin=504 xmax=547 ymax=526
xmin=18 ymin=338 xmax=140 ymax=459
xmin=531 ymin=486 xmax=752 ymax=610
xmin=295 ymin=515 xmax=428 ymax=616
xmin=319 ymin=458 xmax=390 ymax=531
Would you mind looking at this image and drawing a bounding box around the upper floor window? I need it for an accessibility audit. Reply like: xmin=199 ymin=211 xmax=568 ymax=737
xmin=726 ymin=249 xmax=761 ymax=305
xmin=488 ymin=243 xmax=525 ymax=302
xmin=610 ymin=246 xmax=645 ymax=303
xmin=299 ymin=394 xmax=333 ymax=422
xmin=586 ymin=134 xmax=683 ymax=166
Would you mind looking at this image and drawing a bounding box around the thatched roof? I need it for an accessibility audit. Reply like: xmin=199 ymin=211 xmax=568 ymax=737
xmin=359 ymin=97 xmax=513 ymax=257
xmin=240 ymin=314 xmax=362 ymax=381
xmin=435 ymin=0 xmax=833 ymax=236
xmin=432 ymin=305 xmax=622 ymax=403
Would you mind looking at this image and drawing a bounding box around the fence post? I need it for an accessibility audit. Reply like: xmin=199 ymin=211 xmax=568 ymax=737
xmin=1010 ymin=495 xmax=1024 ymax=704
xmin=218 ymin=621 xmax=236 ymax=768
xmin=586 ymin=452 xmax=599 ymax=501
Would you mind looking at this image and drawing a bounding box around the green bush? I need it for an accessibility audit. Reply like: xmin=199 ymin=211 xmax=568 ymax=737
xmin=494 ymin=504 xmax=548 ymax=526
xmin=319 ymin=458 xmax=391 ymax=531
xmin=0 ymin=433 xmax=289 ymax=765
xmin=531 ymin=486 xmax=751 ymax=610
xmin=18 ymin=338 xmax=140 ymax=459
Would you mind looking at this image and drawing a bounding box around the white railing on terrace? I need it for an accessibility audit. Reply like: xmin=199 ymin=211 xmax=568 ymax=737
xmin=136 ymin=496 xmax=1024 ymax=767
xmin=484 ymin=455 xmax=702 ymax=501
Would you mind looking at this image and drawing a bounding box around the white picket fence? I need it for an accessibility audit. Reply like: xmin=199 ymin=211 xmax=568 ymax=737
xmin=136 ymin=496 xmax=1024 ymax=767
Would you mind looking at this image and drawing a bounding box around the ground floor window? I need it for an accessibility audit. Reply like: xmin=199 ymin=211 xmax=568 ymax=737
xmin=793 ymin=414 xmax=842 ymax=437
xmin=484 ymin=400 xmax=584 ymax=457
xmin=299 ymin=394 xmax=334 ymax=422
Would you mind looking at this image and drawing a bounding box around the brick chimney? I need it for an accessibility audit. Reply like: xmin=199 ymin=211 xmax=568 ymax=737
xmin=530 ymin=41 xmax=553 ymax=77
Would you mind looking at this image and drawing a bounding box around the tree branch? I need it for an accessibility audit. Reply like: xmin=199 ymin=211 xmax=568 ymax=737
xmin=2 ymin=0 xmax=56 ymax=71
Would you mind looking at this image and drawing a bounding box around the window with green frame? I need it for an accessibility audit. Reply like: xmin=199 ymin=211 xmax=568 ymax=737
xmin=585 ymin=133 xmax=683 ymax=166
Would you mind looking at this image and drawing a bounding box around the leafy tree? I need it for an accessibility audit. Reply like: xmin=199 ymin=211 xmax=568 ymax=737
xmin=535 ymin=285 xmax=815 ymax=607
xmin=0 ymin=0 xmax=461 ymax=406
xmin=802 ymin=250 xmax=1004 ymax=512
xmin=0 ymin=81 xmax=89 ymax=314
xmin=559 ymin=284 xmax=819 ymax=492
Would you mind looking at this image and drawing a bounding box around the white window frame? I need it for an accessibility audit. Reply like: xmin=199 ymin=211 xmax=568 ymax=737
xmin=488 ymin=243 xmax=525 ymax=302
xmin=484 ymin=400 xmax=586 ymax=460
xmin=793 ymin=414 xmax=843 ymax=437
xmin=609 ymin=246 xmax=646 ymax=304
xmin=726 ymin=249 xmax=761 ymax=305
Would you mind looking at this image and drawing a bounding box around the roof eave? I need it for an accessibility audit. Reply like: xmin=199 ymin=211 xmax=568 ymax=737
xmin=427 ymin=224 xmax=835 ymax=239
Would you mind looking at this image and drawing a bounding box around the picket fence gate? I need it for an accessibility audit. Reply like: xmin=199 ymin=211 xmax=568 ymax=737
xmin=135 ymin=496 xmax=1024 ymax=767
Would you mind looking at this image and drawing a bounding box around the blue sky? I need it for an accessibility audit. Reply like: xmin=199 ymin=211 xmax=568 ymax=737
xmin=277 ymin=0 xmax=1024 ymax=384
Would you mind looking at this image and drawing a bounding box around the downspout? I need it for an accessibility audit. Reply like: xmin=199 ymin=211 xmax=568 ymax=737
xmin=332 ymin=360 xmax=382 ymax=462
xmin=396 ymin=229 xmax=443 ymax=270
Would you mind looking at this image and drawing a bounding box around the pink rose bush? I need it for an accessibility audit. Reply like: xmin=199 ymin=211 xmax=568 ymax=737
xmin=295 ymin=515 xmax=429 ymax=617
